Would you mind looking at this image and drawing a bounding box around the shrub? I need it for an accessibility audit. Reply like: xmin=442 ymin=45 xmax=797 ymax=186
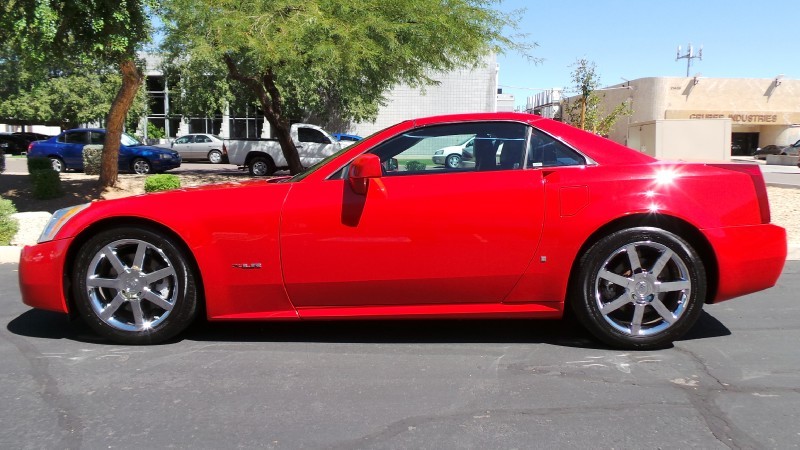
xmin=83 ymin=145 xmax=103 ymax=175
xmin=405 ymin=160 xmax=427 ymax=171
xmin=27 ymin=157 xmax=53 ymax=173
xmin=144 ymin=174 xmax=181 ymax=192
xmin=0 ymin=196 xmax=19 ymax=245
xmin=30 ymin=169 xmax=63 ymax=199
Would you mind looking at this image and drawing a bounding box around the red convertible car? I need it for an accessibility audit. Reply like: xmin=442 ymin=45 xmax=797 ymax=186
xmin=19 ymin=113 xmax=787 ymax=349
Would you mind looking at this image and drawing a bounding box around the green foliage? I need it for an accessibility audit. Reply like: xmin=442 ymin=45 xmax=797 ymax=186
xmin=160 ymin=0 xmax=532 ymax=163
xmin=144 ymin=174 xmax=181 ymax=192
xmin=564 ymin=59 xmax=632 ymax=136
xmin=405 ymin=160 xmax=427 ymax=171
xmin=83 ymin=145 xmax=103 ymax=175
xmin=145 ymin=123 xmax=166 ymax=140
xmin=27 ymin=157 xmax=52 ymax=173
xmin=0 ymin=196 xmax=19 ymax=245
xmin=29 ymin=169 xmax=63 ymax=199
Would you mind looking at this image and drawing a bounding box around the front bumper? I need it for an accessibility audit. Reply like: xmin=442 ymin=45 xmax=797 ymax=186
xmin=19 ymin=239 xmax=72 ymax=313
xmin=705 ymin=223 xmax=787 ymax=303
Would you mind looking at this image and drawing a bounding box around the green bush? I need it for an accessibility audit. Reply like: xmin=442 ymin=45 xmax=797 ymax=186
xmin=144 ymin=174 xmax=181 ymax=192
xmin=27 ymin=156 xmax=53 ymax=173
xmin=0 ymin=196 xmax=19 ymax=245
xmin=82 ymin=145 xmax=103 ymax=175
xmin=30 ymin=169 xmax=63 ymax=199
xmin=405 ymin=160 xmax=427 ymax=171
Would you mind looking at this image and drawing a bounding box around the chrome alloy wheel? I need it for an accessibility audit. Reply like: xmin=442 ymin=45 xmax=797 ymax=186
xmin=85 ymin=239 xmax=178 ymax=332
xmin=594 ymin=241 xmax=691 ymax=337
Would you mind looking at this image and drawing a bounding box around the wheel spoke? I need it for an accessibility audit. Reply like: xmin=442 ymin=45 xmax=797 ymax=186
xmin=656 ymin=280 xmax=691 ymax=293
xmin=133 ymin=243 xmax=147 ymax=269
xmin=143 ymin=267 xmax=176 ymax=285
xmin=99 ymin=295 xmax=125 ymax=321
xmin=600 ymin=294 xmax=632 ymax=315
xmin=87 ymin=276 xmax=121 ymax=289
xmin=131 ymin=301 xmax=145 ymax=327
xmin=598 ymin=269 xmax=631 ymax=288
xmin=625 ymin=244 xmax=642 ymax=272
xmin=103 ymin=246 xmax=126 ymax=273
xmin=630 ymin=303 xmax=646 ymax=335
xmin=650 ymin=299 xmax=677 ymax=324
xmin=650 ymin=249 xmax=674 ymax=277
xmin=142 ymin=289 xmax=174 ymax=311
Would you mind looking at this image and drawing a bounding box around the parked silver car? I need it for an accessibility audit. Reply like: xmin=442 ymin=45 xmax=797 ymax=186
xmin=171 ymin=134 xmax=228 ymax=163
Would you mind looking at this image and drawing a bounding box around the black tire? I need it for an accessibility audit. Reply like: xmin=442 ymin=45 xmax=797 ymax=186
xmin=71 ymin=227 xmax=198 ymax=344
xmin=49 ymin=156 xmax=65 ymax=172
xmin=571 ymin=227 xmax=706 ymax=350
xmin=445 ymin=154 xmax=462 ymax=169
xmin=248 ymin=156 xmax=275 ymax=176
xmin=208 ymin=149 xmax=223 ymax=164
xmin=132 ymin=158 xmax=152 ymax=174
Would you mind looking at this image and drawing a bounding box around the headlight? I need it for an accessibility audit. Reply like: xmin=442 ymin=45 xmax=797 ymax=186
xmin=38 ymin=203 xmax=90 ymax=243
xmin=434 ymin=150 xmax=443 ymax=155
xmin=159 ymin=153 xmax=171 ymax=160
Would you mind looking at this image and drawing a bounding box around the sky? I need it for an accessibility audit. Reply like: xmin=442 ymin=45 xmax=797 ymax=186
xmin=495 ymin=0 xmax=800 ymax=108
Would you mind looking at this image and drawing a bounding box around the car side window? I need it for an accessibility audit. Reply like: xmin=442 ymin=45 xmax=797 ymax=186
xmin=196 ymin=135 xmax=211 ymax=143
xmin=62 ymin=132 xmax=86 ymax=144
xmin=175 ymin=136 xmax=192 ymax=144
xmin=299 ymin=128 xmax=332 ymax=144
xmin=367 ymin=122 xmax=527 ymax=175
xmin=527 ymin=129 xmax=586 ymax=167
xmin=89 ymin=132 xmax=105 ymax=145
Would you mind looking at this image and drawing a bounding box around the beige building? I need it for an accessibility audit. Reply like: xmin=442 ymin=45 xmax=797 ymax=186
xmin=586 ymin=77 xmax=800 ymax=157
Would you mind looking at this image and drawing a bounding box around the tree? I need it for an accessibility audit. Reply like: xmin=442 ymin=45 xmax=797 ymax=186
xmin=161 ymin=0 xmax=528 ymax=174
xmin=564 ymin=59 xmax=631 ymax=136
xmin=2 ymin=1 xmax=152 ymax=187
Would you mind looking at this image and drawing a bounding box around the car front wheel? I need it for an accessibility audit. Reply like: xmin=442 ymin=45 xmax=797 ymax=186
xmin=132 ymin=158 xmax=151 ymax=174
xmin=445 ymin=154 xmax=462 ymax=168
xmin=71 ymin=227 xmax=198 ymax=344
xmin=571 ymin=227 xmax=706 ymax=350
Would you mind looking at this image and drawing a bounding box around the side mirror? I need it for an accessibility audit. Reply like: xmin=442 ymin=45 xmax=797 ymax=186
xmin=348 ymin=154 xmax=382 ymax=195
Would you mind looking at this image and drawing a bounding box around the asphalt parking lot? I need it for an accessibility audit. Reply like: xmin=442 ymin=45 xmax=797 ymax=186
xmin=1 ymin=260 xmax=798 ymax=448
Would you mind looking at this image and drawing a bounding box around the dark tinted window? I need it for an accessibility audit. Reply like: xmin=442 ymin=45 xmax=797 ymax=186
xmin=298 ymin=128 xmax=331 ymax=144
xmin=175 ymin=136 xmax=193 ymax=144
xmin=62 ymin=132 xmax=87 ymax=144
xmin=196 ymin=135 xmax=211 ymax=143
xmin=89 ymin=131 xmax=105 ymax=145
xmin=527 ymin=128 xmax=586 ymax=167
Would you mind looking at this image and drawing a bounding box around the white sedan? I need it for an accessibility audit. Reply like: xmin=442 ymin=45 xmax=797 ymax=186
xmin=432 ymin=137 xmax=475 ymax=168
xmin=171 ymin=134 xmax=228 ymax=163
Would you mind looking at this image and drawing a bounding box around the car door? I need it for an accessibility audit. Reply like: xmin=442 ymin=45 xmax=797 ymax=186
xmin=296 ymin=127 xmax=334 ymax=166
xmin=58 ymin=131 xmax=88 ymax=168
xmin=280 ymin=121 xmax=545 ymax=309
xmin=172 ymin=135 xmax=194 ymax=160
xmin=193 ymin=134 xmax=213 ymax=159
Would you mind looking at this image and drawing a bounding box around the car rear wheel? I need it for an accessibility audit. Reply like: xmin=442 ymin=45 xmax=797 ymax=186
xmin=71 ymin=227 xmax=198 ymax=344
xmin=445 ymin=154 xmax=462 ymax=169
xmin=249 ymin=156 xmax=275 ymax=176
xmin=571 ymin=227 xmax=706 ymax=350
xmin=49 ymin=157 xmax=65 ymax=172
xmin=132 ymin=158 xmax=151 ymax=174
xmin=208 ymin=150 xmax=223 ymax=164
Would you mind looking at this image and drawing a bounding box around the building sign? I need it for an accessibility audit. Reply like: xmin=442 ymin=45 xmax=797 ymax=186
xmin=665 ymin=110 xmax=800 ymax=125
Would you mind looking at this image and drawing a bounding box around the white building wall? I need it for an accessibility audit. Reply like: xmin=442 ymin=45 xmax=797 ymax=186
xmin=350 ymin=54 xmax=499 ymax=137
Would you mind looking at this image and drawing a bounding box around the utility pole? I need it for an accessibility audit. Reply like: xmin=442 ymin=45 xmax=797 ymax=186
xmin=676 ymin=43 xmax=702 ymax=77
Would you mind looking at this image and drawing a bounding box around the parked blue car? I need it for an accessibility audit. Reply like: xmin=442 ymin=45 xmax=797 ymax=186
xmin=27 ymin=128 xmax=181 ymax=174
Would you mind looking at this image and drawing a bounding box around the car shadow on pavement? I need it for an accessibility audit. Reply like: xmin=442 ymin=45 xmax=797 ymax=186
xmin=6 ymin=309 xmax=730 ymax=349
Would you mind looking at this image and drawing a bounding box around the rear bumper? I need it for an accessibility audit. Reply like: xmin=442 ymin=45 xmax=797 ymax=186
xmin=19 ymin=239 xmax=71 ymax=313
xmin=704 ymin=223 xmax=787 ymax=303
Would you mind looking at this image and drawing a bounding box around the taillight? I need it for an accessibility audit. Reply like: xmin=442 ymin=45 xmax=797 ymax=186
xmin=222 ymin=143 xmax=227 ymax=155
xmin=27 ymin=142 xmax=34 ymax=152
xmin=710 ymin=164 xmax=770 ymax=224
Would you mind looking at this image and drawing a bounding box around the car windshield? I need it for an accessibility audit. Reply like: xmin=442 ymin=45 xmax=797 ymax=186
xmin=121 ymin=133 xmax=142 ymax=146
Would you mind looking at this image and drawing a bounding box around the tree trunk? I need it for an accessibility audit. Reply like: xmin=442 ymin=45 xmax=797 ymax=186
xmin=100 ymin=58 xmax=143 ymax=187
